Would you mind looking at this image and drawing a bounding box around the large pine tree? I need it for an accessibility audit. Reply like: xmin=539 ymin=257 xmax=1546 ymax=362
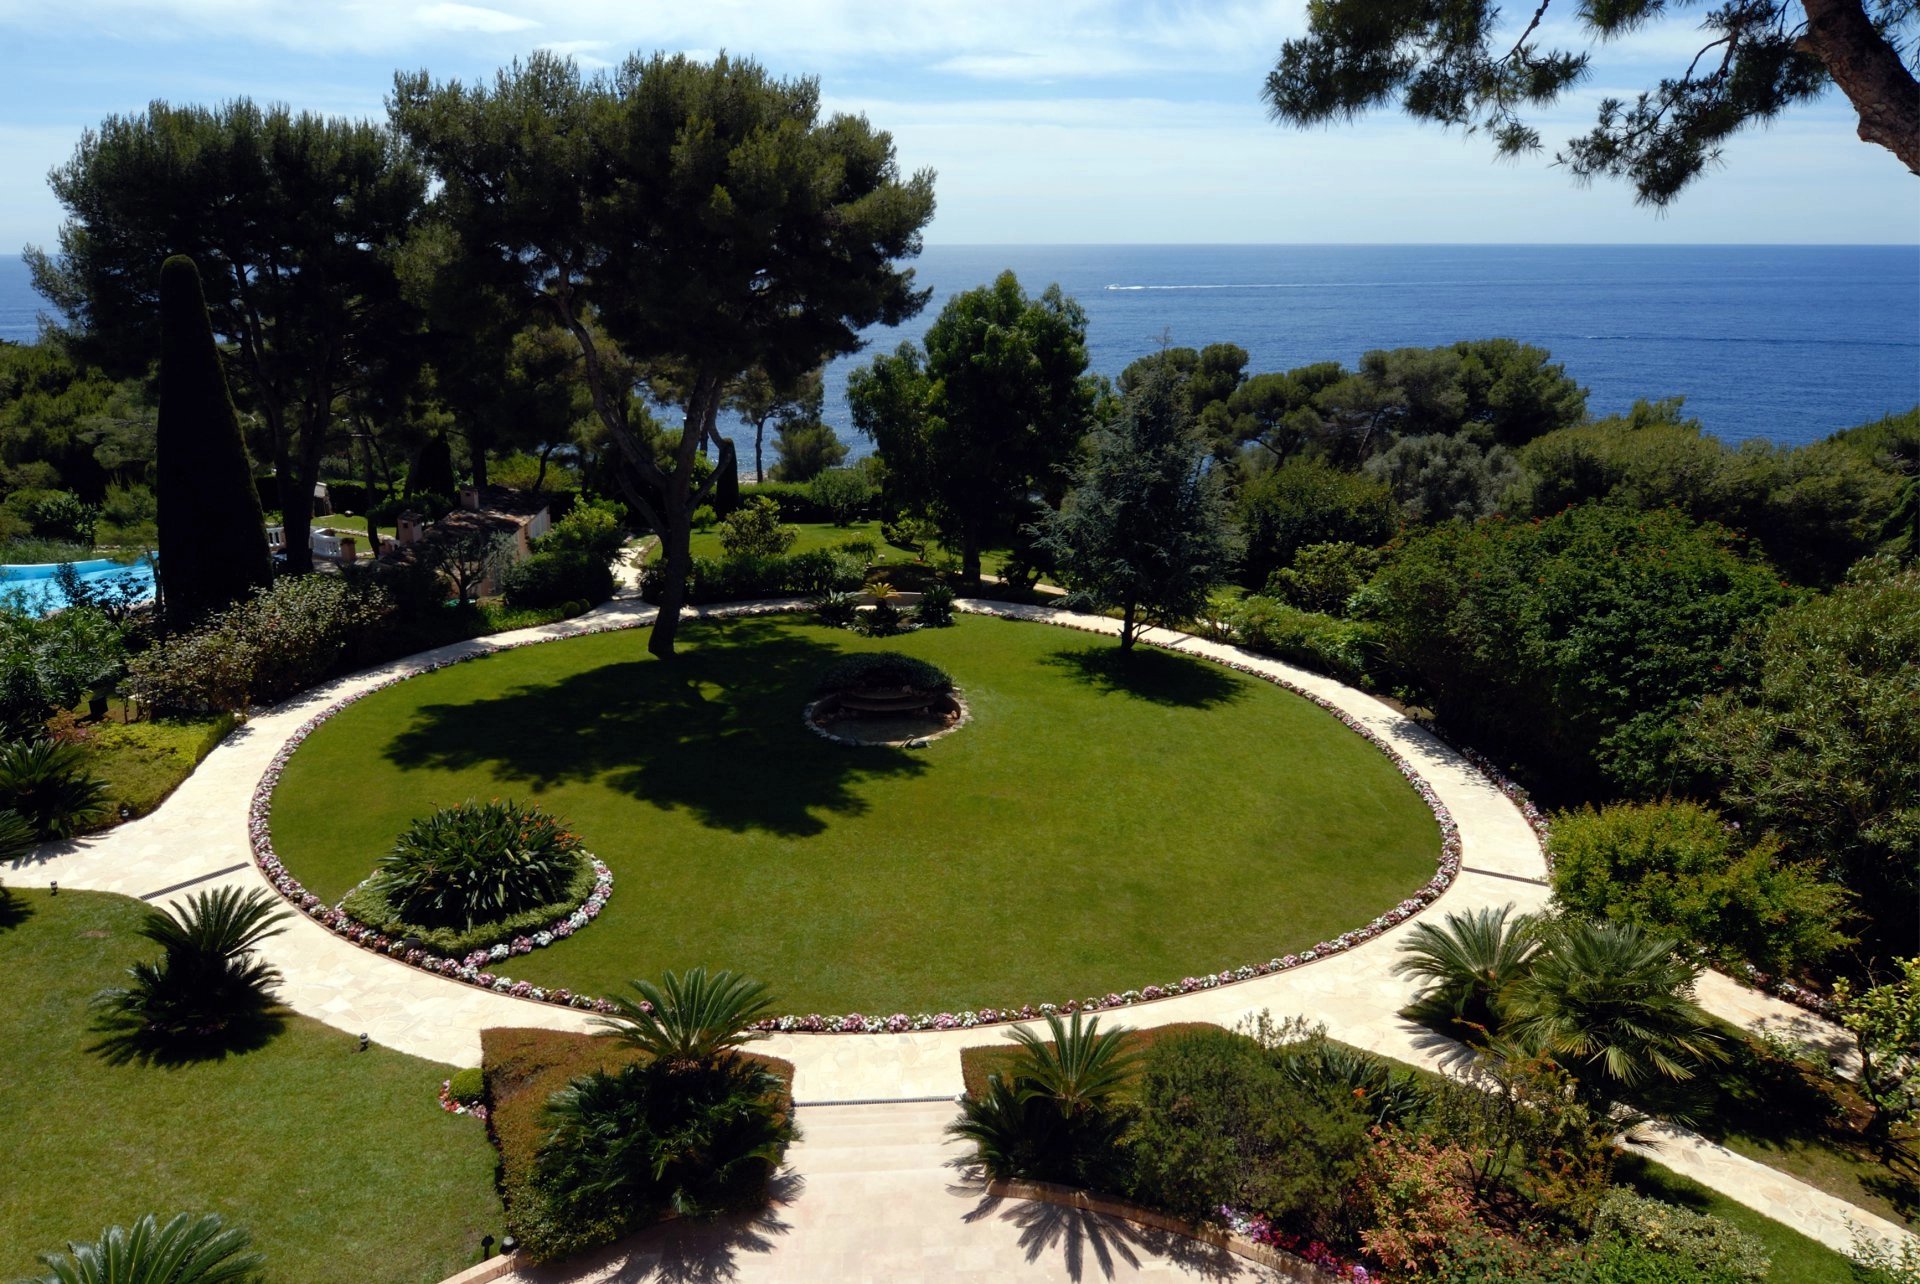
xmin=156 ymin=255 xmax=272 ymax=630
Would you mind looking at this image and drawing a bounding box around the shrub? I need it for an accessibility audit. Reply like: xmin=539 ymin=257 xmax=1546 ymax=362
xmin=948 ymin=1013 xmax=1139 ymax=1188
xmin=1357 ymin=1129 xmax=1483 ymax=1273
xmin=815 ymin=591 xmax=859 ymax=628
xmin=126 ymin=575 xmax=394 ymax=713
xmin=0 ymin=737 xmax=110 ymax=839
xmin=0 ymin=604 xmax=125 ymax=737
xmin=1127 ymin=1026 xmax=1371 ymax=1240
xmin=369 ymin=799 xmax=586 ymax=932
xmin=691 ymin=504 xmax=718 ymax=530
xmin=815 ymin=651 xmax=952 ymax=695
xmin=1549 ymin=799 xmax=1853 ymax=976
xmin=1264 ymin=541 xmax=1382 ymax=616
xmin=1220 ymin=596 xmax=1376 ymax=685
xmin=809 ymin=467 xmax=876 ymax=524
xmin=448 ymin=1067 xmax=485 ymax=1106
xmin=341 ymin=856 xmax=598 ymax=955
xmin=0 ymin=808 xmax=36 ymax=859
xmin=24 ymin=490 xmax=98 ymax=547
xmin=737 ymin=481 xmax=832 ymax=523
xmin=914 ymin=582 xmax=956 ymax=627
xmin=543 ymin=497 xmax=626 ymax=564
xmin=1587 ymin=1190 xmax=1770 ymax=1282
xmin=593 ymin=967 xmax=777 ymax=1068
xmin=834 ymin=534 xmax=879 ymax=562
xmin=1236 ymin=457 xmax=1396 ymax=589
xmin=90 ymin=885 xmax=289 ymax=1052
xmin=857 ymin=598 xmax=905 ymax=637
xmin=532 ymin=1056 xmax=796 ymax=1258
xmin=499 ymin=549 xmax=614 ymax=610
xmin=718 ymin=497 xmax=797 ymax=558
xmin=784 ymin=548 xmax=865 ymax=597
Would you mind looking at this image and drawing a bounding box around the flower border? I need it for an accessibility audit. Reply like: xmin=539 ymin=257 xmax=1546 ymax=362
xmin=248 ymin=598 xmax=1475 ymax=1030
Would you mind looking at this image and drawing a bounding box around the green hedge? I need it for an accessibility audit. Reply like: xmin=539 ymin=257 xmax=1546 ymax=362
xmin=640 ymin=549 xmax=864 ymax=604
xmin=1220 ymin=597 xmax=1378 ymax=686
xmin=736 ymin=481 xmax=835 ymax=523
xmin=500 ymin=550 xmax=614 ymax=610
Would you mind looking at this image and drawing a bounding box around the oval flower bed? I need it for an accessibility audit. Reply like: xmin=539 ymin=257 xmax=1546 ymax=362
xmin=250 ymin=598 xmax=1483 ymax=1029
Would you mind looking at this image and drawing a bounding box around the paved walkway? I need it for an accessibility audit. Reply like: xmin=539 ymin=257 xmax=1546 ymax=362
xmin=7 ymin=595 xmax=1908 ymax=1267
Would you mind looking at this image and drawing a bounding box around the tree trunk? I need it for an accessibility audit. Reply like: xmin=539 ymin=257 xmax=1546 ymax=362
xmin=360 ymin=427 xmax=380 ymax=561
xmin=754 ymin=418 xmax=766 ymax=485
xmin=962 ymin=521 xmax=983 ymax=587
xmin=1120 ymin=599 xmax=1137 ymax=651
xmin=649 ymin=518 xmax=692 ymax=658
xmin=1800 ymin=0 xmax=1920 ymax=174
xmin=467 ymin=427 xmax=489 ymax=490
xmin=645 ymin=370 xmax=727 ymax=660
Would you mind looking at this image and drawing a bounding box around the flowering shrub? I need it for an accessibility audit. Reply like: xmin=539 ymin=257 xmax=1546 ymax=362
xmin=1356 ymin=1129 xmax=1482 ymax=1273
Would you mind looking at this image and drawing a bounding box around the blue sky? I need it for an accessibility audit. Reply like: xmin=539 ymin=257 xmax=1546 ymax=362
xmin=0 ymin=0 xmax=1914 ymax=248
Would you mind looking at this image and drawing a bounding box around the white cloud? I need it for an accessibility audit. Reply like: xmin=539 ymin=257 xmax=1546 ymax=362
xmin=415 ymin=2 xmax=539 ymax=35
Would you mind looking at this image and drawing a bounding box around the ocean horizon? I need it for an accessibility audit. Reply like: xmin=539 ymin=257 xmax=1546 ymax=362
xmin=5 ymin=244 xmax=1916 ymax=456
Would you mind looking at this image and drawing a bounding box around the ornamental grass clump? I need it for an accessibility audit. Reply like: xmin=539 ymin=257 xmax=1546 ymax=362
xmin=371 ymin=799 xmax=585 ymax=932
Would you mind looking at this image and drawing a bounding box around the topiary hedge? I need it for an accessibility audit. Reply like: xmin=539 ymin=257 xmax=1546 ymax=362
xmin=814 ymin=651 xmax=953 ymax=696
xmin=638 ymin=549 xmax=864 ymax=604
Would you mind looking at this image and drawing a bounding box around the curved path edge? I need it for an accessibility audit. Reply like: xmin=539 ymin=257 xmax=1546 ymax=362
xmin=8 ymin=593 xmax=1908 ymax=1261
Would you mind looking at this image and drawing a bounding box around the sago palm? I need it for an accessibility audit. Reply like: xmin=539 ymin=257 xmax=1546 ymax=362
xmin=1506 ymin=917 xmax=1725 ymax=1100
xmin=92 ymin=886 xmax=290 ymax=1046
xmin=1393 ymin=903 xmax=1542 ymax=1035
xmin=593 ymin=967 xmax=775 ymax=1068
xmin=0 ymin=738 xmax=109 ymax=839
xmin=1006 ymin=1011 xmax=1141 ymax=1117
xmin=24 ymin=1211 xmax=265 ymax=1284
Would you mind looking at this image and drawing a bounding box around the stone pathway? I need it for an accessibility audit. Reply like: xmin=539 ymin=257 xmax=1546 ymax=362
xmin=7 ymin=596 xmax=1909 ymax=1268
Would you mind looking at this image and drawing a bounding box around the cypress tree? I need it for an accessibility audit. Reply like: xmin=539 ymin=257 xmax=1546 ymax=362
xmin=157 ymin=254 xmax=273 ymax=630
xmin=406 ymin=435 xmax=458 ymax=500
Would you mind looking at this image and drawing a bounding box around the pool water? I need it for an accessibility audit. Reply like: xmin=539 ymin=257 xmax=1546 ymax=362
xmin=0 ymin=557 xmax=156 ymax=615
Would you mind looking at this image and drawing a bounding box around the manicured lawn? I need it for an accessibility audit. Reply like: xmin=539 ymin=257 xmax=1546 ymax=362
xmin=268 ymin=612 xmax=1440 ymax=1014
xmin=0 ymin=887 xmax=502 ymax=1284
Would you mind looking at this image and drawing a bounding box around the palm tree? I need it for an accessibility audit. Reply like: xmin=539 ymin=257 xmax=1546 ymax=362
xmin=1005 ymin=1011 xmax=1141 ymax=1117
xmin=1505 ymin=917 xmax=1725 ymax=1099
xmin=592 ymin=967 xmax=775 ymax=1069
xmin=92 ymin=885 xmax=290 ymax=1049
xmin=1393 ymin=904 xmax=1542 ymax=1035
xmin=0 ymin=807 xmax=35 ymax=860
xmin=25 ymin=1211 xmax=265 ymax=1284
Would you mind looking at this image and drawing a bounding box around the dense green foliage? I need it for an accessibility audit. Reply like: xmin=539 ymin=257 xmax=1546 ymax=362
xmin=850 ymin=271 xmax=1097 ymax=581
xmin=126 ymin=576 xmax=394 ymax=712
xmin=593 ymin=967 xmax=779 ymax=1068
xmin=807 ymin=466 xmax=876 ymax=524
xmin=718 ymin=496 xmax=798 ymax=558
xmin=1366 ymin=504 xmax=1792 ymax=796
xmin=1549 ymin=800 xmax=1852 ymax=977
xmin=1236 ymin=458 xmax=1397 ymax=588
xmin=814 ymin=650 xmax=954 ymax=695
xmin=947 ymin=1013 xmax=1139 ymax=1187
xmin=21 ymin=1211 xmax=266 ymax=1284
xmin=0 ymin=737 xmax=110 ymax=839
xmin=343 ymin=858 xmax=598 ymax=956
xmin=1679 ymin=558 xmax=1920 ymax=957
xmin=154 ymin=256 xmax=271 ymax=630
xmin=370 ymin=799 xmax=586 ymax=932
xmin=1038 ymin=371 xmax=1238 ymax=650
xmin=1518 ymin=407 xmax=1903 ymax=584
xmin=0 ymin=605 xmax=124 ymax=737
xmin=1215 ymin=597 xmax=1377 ymax=685
xmin=1128 ymin=1025 xmax=1373 ymax=1238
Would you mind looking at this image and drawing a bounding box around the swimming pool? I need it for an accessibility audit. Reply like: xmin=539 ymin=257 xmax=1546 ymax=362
xmin=0 ymin=557 xmax=156 ymax=616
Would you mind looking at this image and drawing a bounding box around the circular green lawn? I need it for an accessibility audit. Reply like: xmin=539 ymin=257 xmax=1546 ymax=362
xmin=268 ymin=613 xmax=1440 ymax=1015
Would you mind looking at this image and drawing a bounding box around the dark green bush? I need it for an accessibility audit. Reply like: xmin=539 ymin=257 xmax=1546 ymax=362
xmin=341 ymin=856 xmax=597 ymax=955
xmin=816 ymin=651 xmax=953 ymax=696
xmin=1126 ymin=1027 xmax=1372 ymax=1239
xmin=1264 ymin=541 xmax=1383 ymax=616
xmin=1586 ymin=1190 xmax=1769 ymax=1282
xmin=370 ymin=799 xmax=585 ymax=932
xmin=531 ymin=1057 xmax=796 ymax=1260
xmin=641 ymin=550 xmax=861 ymax=604
xmin=449 ymin=1067 xmax=485 ymax=1106
xmin=0 ymin=738 xmax=110 ymax=838
xmin=127 ymin=575 xmax=394 ymax=713
xmin=857 ymin=598 xmax=906 ymax=637
xmin=736 ymin=481 xmax=833 ymax=523
xmin=1236 ymin=457 xmax=1396 ymax=589
xmin=1549 ymin=800 xmax=1852 ymax=976
xmin=1221 ymin=597 xmax=1376 ymax=685
xmin=914 ymin=582 xmax=956 ymax=627
xmin=24 ymin=490 xmax=98 ymax=547
xmin=0 ymin=807 xmax=36 ymax=859
xmin=499 ymin=549 xmax=614 ymax=610
xmin=0 ymin=604 xmax=125 ymax=737
xmin=815 ymin=591 xmax=859 ymax=628
xmin=784 ymin=548 xmax=865 ymax=597
xmin=718 ymin=497 xmax=797 ymax=558
xmin=89 ymin=885 xmax=289 ymax=1054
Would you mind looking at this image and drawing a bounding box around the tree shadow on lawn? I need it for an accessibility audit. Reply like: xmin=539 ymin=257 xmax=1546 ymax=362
xmin=1040 ymin=644 xmax=1244 ymax=711
xmin=87 ymin=1006 xmax=288 ymax=1069
xmin=0 ymin=883 xmax=31 ymax=930
xmin=381 ymin=616 xmax=929 ymax=839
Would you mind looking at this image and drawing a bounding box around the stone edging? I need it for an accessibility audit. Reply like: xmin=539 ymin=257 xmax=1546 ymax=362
xmin=801 ymin=689 xmax=972 ymax=748
xmin=982 ymin=1179 xmax=1340 ymax=1282
xmin=246 ymin=597 xmax=1469 ymax=1030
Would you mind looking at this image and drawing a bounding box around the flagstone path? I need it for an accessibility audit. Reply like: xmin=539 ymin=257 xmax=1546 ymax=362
xmin=7 ymin=592 xmax=1908 ymax=1272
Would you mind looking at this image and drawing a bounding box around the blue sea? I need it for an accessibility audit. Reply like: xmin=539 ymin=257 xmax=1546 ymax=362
xmin=4 ymin=246 xmax=1915 ymax=453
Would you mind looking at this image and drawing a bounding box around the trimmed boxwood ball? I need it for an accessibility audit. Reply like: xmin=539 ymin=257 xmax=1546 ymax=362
xmin=448 ymin=1067 xmax=486 ymax=1106
xmin=369 ymin=799 xmax=584 ymax=931
xmin=814 ymin=651 xmax=953 ymax=696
